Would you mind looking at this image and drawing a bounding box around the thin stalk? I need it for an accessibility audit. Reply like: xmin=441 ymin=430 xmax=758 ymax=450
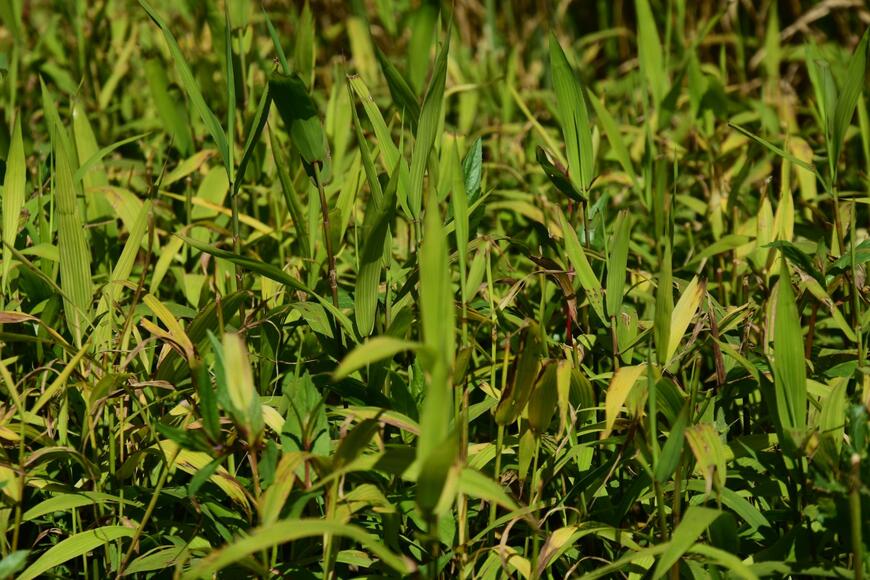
xmin=529 ymin=438 xmax=542 ymax=580
xmin=850 ymin=453 xmax=864 ymax=580
xmin=116 ymin=445 xmax=181 ymax=578
xmin=314 ymin=162 xmax=339 ymax=310
xmin=323 ymin=479 xmax=340 ymax=579
xmin=849 ymin=200 xmax=864 ymax=366
xmin=489 ymin=425 xmax=505 ymax=530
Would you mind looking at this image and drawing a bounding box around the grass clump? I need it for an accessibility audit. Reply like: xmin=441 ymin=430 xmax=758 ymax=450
xmin=0 ymin=1 xmax=869 ymax=578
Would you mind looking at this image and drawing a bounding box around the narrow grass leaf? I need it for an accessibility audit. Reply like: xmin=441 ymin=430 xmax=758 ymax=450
xmin=138 ymin=0 xmax=230 ymax=172
xmin=181 ymin=519 xmax=413 ymax=578
xmin=558 ymin=209 xmax=606 ymax=323
xmin=652 ymin=506 xmax=721 ymax=578
xmin=354 ymin=159 xmax=398 ymax=336
xmin=772 ymin=259 xmax=807 ymax=449
xmin=606 ymin=211 xmax=631 ymax=319
xmin=666 ymin=276 xmax=705 ymax=362
xmin=18 ymin=526 xmax=134 ymax=580
xmin=655 ymin=403 xmax=689 ymax=483
xmin=655 ymin=243 xmax=673 ymax=366
xmin=495 ymin=322 xmax=544 ymax=426
xmin=374 ymin=44 xmax=420 ymax=123
xmin=589 ymin=94 xmax=637 ymax=186
xmin=418 ymin=194 xmax=454 ymax=460
xmin=635 ymin=0 xmax=667 ymax=107
xmin=602 ymin=364 xmax=646 ymax=440
xmin=832 ymin=28 xmax=868 ymax=165
xmin=1 ymin=115 xmax=25 ymax=290
xmin=549 ymin=33 xmax=593 ymax=195
xmin=44 ymin=85 xmax=93 ymax=347
xmin=334 ymin=337 xmax=423 ymax=380
xmin=234 ymin=88 xmax=271 ymax=195
xmin=222 ymin=332 xmax=263 ymax=443
xmin=409 ymin=32 xmax=449 ymax=218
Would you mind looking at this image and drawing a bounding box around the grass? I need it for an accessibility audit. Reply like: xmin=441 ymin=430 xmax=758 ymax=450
xmin=0 ymin=0 xmax=869 ymax=578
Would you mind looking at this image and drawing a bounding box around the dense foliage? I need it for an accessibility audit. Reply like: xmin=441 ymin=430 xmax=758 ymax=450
xmin=0 ymin=0 xmax=869 ymax=578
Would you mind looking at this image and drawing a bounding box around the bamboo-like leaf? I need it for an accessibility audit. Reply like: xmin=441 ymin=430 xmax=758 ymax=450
xmin=93 ymin=200 xmax=151 ymax=353
xmin=144 ymin=58 xmax=194 ymax=155
xmin=416 ymin=432 xmax=459 ymax=516
xmin=666 ymin=277 xmax=705 ymax=362
xmin=685 ymin=423 xmax=728 ymax=493
xmin=450 ymin=139 xmax=469 ymax=285
xmin=348 ymin=76 xmax=401 ymax=170
xmin=818 ymin=380 xmax=848 ymax=459
xmin=418 ymin=193 xmax=454 ymax=460
xmin=409 ymin=32 xmax=449 ymax=218
xmin=142 ymin=293 xmax=194 ymax=362
xmin=182 ymin=519 xmax=413 ymax=578
xmin=652 ymin=507 xmax=721 ymax=579
xmin=606 ymin=211 xmax=631 ymax=319
xmin=832 ymin=28 xmax=869 ymax=166
xmin=558 ymin=209 xmax=606 ymax=324
xmin=269 ymin=129 xmax=310 ymax=260
xmin=269 ymin=73 xmax=328 ymax=175
xmin=43 ymin=83 xmax=93 ymax=348
xmin=655 ymin=403 xmax=689 ymax=483
xmin=18 ymin=527 xmax=134 ymax=580
xmin=354 ymin=158 xmax=398 ymax=336
xmin=158 ymin=440 xmax=250 ymax=511
xmin=458 ymin=467 xmax=520 ymax=512
xmin=495 ymin=322 xmax=544 ymax=426
xmin=234 ymin=88 xmax=271 ymax=196
xmin=528 ymin=363 xmax=559 ymax=434
xmin=601 ymin=364 xmax=646 ymax=440
xmin=334 ymin=337 xmax=423 ymax=380
xmin=635 ymin=0 xmax=667 ymax=107
xmin=549 ymin=33 xmax=594 ymax=196
xmin=295 ymin=1 xmax=315 ymax=88
xmin=772 ymin=259 xmax=807 ymax=450
xmin=729 ymin=122 xmax=821 ymax=179
xmin=138 ymin=0 xmax=230 ymax=173
xmin=589 ymin=94 xmax=637 ymax=185
xmin=1 ymin=115 xmax=25 ymax=290
xmin=655 ymin=243 xmax=673 ymax=366
xmin=178 ymin=235 xmax=355 ymax=339
xmin=221 ymin=332 xmax=263 ymax=443
xmin=263 ymin=8 xmax=290 ymax=74
xmin=374 ymin=44 xmax=420 ymax=124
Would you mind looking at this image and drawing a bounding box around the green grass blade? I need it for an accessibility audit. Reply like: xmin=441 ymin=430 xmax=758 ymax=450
xmin=18 ymin=526 xmax=134 ymax=580
xmin=418 ymin=190 xmax=454 ymax=460
xmin=354 ymin=159 xmax=398 ymax=336
xmin=1 ymin=115 xmax=25 ymax=291
xmin=234 ymin=88 xmax=271 ymax=196
xmin=334 ymin=336 xmax=423 ymax=380
xmin=138 ymin=0 xmax=230 ymax=174
xmin=832 ymin=28 xmax=868 ymax=166
xmin=181 ymin=519 xmax=414 ymax=578
xmin=374 ymin=44 xmax=420 ymax=124
xmin=606 ymin=211 xmax=631 ymax=319
xmin=409 ymin=32 xmax=449 ymax=219
xmin=43 ymin=85 xmax=93 ymax=347
xmin=772 ymin=258 xmax=807 ymax=450
xmin=558 ymin=208 xmax=606 ymax=324
xmin=549 ymin=32 xmax=594 ymax=196
xmin=652 ymin=506 xmax=721 ymax=578
xmin=635 ymin=0 xmax=667 ymax=108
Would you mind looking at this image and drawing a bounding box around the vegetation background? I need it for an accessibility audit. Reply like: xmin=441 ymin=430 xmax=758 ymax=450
xmin=0 ymin=0 xmax=869 ymax=577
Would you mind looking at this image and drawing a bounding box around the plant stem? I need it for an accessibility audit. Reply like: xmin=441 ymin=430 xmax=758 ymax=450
xmin=313 ymin=162 xmax=341 ymax=344
xmin=489 ymin=424 xmax=505 ymax=531
xmin=116 ymin=445 xmax=180 ymax=578
xmin=851 ymin=453 xmax=864 ymax=580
